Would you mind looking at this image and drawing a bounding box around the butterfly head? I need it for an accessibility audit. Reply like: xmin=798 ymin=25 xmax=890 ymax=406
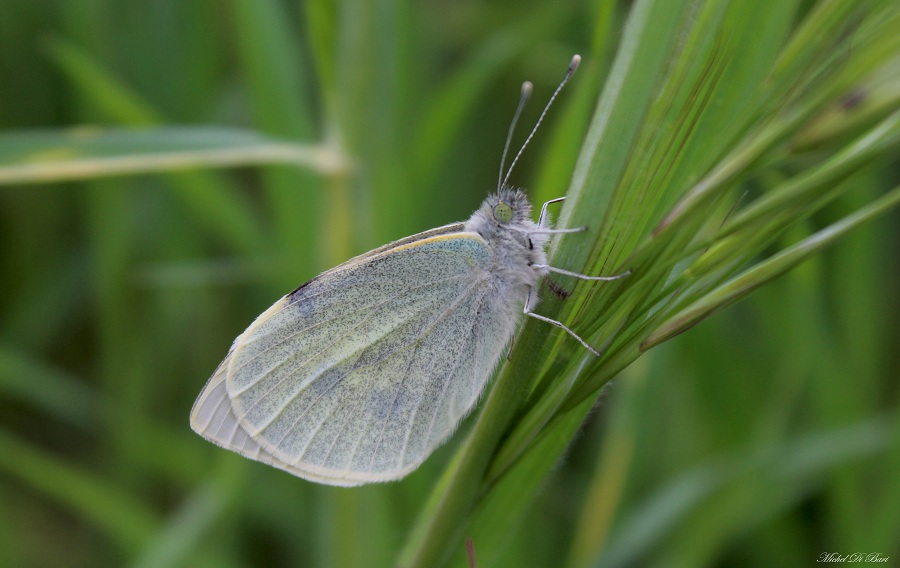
xmin=488 ymin=187 xmax=531 ymax=226
xmin=465 ymin=187 xmax=541 ymax=253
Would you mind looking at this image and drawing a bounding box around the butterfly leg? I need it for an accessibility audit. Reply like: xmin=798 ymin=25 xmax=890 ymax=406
xmin=533 ymin=197 xmax=631 ymax=279
xmin=538 ymin=196 xmax=566 ymax=227
xmin=531 ymin=196 xmax=586 ymax=235
xmin=523 ymin=286 xmax=600 ymax=356
xmin=526 ymin=197 xmax=629 ymax=354
xmin=533 ymin=265 xmax=631 ymax=281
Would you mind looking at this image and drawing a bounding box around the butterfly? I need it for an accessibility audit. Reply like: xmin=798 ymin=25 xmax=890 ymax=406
xmin=190 ymin=55 xmax=626 ymax=486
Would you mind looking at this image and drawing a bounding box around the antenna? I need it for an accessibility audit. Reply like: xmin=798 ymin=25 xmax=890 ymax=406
xmin=499 ymin=54 xmax=581 ymax=190
xmin=497 ymin=81 xmax=533 ymax=192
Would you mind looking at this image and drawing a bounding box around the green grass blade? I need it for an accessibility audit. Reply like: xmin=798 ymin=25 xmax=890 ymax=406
xmin=0 ymin=127 xmax=344 ymax=185
xmin=643 ymin=183 xmax=900 ymax=348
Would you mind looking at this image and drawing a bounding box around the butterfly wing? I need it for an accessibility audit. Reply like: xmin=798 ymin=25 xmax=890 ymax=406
xmin=190 ymin=231 xmax=516 ymax=486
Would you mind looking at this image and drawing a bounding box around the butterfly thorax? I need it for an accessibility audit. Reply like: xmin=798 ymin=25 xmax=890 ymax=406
xmin=463 ymin=188 xmax=549 ymax=298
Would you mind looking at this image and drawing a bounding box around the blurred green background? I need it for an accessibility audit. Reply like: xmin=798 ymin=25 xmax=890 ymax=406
xmin=1 ymin=0 xmax=898 ymax=567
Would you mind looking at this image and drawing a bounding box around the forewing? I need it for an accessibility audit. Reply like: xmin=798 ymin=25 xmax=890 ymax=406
xmin=190 ymin=233 xmax=514 ymax=485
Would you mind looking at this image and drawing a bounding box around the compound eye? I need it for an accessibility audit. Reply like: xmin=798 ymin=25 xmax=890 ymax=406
xmin=493 ymin=202 xmax=513 ymax=223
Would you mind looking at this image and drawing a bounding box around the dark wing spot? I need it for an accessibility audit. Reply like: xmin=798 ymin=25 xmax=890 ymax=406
xmin=287 ymin=276 xmax=318 ymax=300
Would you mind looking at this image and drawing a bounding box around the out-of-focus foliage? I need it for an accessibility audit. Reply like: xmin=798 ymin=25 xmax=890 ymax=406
xmin=0 ymin=1 xmax=898 ymax=567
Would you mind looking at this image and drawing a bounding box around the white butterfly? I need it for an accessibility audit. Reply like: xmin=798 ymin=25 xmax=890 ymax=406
xmin=190 ymin=55 xmax=626 ymax=486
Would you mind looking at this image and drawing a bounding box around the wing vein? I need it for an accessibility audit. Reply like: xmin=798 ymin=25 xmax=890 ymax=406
xmin=398 ymin=291 xmax=483 ymax=468
xmin=248 ymin=273 xmax=476 ymax=437
xmin=279 ymin=247 xmax=480 ymax=306
xmin=356 ymin=277 xmax=484 ymax=470
xmin=364 ymin=343 xmax=420 ymax=474
xmin=242 ymin=309 xmax=380 ymax=434
xmin=231 ymin=273 xmax=469 ymax=382
xmin=421 ymin=291 xmax=491 ymax=449
xmin=243 ymin=275 xmax=484 ymax=436
xmin=316 ymin=382 xmax=371 ymax=471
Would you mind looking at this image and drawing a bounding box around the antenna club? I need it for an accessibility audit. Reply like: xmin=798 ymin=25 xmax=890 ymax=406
xmin=570 ymin=54 xmax=581 ymax=73
xmin=521 ymin=81 xmax=534 ymax=96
